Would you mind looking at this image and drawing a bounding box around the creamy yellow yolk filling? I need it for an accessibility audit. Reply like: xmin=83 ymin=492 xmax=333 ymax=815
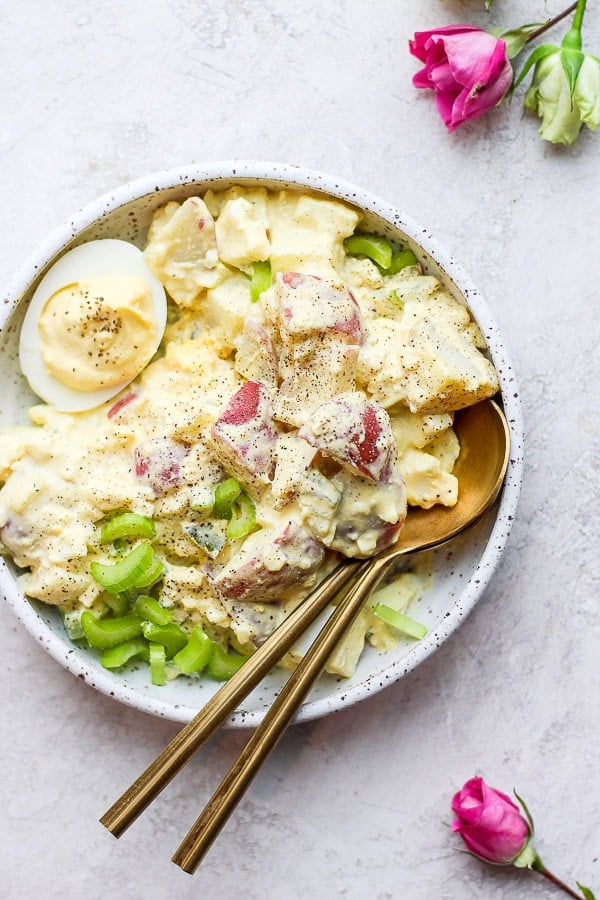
xmin=39 ymin=275 xmax=158 ymax=391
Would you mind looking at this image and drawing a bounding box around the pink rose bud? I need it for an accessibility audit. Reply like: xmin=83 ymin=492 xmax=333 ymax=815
xmin=409 ymin=26 xmax=513 ymax=131
xmin=451 ymin=777 xmax=531 ymax=864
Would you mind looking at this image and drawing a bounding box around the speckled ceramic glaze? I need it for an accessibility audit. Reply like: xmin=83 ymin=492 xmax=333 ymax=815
xmin=0 ymin=162 xmax=524 ymax=727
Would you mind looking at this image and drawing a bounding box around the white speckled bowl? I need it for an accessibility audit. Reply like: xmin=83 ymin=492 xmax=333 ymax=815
xmin=0 ymin=162 xmax=524 ymax=726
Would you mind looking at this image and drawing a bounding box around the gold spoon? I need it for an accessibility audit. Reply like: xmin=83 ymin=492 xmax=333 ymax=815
xmin=100 ymin=398 xmax=510 ymax=870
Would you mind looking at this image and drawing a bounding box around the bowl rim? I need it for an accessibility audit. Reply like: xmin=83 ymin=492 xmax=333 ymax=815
xmin=0 ymin=160 xmax=524 ymax=726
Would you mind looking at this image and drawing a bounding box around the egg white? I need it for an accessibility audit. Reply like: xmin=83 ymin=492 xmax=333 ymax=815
xmin=19 ymin=239 xmax=167 ymax=412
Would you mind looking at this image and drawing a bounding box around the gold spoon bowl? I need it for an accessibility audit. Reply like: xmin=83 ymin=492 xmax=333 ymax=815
xmin=392 ymin=397 xmax=510 ymax=555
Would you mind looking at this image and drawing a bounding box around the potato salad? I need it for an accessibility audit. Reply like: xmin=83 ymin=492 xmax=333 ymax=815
xmin=0 ymin=186 xmax=499 ymax=683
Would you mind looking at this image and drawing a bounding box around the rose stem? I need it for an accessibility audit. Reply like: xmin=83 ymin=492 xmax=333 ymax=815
xmin=572 ymin=0 xmax=587 ymax=34
xmin=524 ymin=2 xmax=578 ymax=44
xmin=534 ymin=865 xmax=588 ymax=900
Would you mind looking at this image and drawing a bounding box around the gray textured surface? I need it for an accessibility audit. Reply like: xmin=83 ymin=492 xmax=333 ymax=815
xmin=1 ymin=2 xmax=598 ymax=898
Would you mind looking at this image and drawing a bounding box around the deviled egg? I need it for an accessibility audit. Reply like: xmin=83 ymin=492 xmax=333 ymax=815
xmin=19 ymin=238 xmax=167 ymax=412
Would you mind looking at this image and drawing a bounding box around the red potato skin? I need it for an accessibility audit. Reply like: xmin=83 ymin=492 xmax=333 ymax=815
xmin=107 ymin=392 xmax=138 ymax=419
xmin=133 ymin=437 xmax=189 ymax=495
xmin=210 ymin=380 xmax=281 ymax=487
xmin=350 ymin=403 xmax=388 ymax=478
xmin=299 ymin=393 xmax=395 ymax=481
xmin=218 ymin=379 xmax=262 ymax=426
xmin=277 ymin=272 xmax=364 ymax=345
xmin=205 ymin=520 xmax=325 ymax=604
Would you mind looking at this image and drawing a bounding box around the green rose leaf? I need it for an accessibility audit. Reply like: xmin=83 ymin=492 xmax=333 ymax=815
xmin=577 ymin=883 xmax=596 ymax=900
xmin=513 ymin=43 xmax=559 ymax=92
xmin=561 ymin=47 xmax=585 ymax=96
xmin=513 ymin=788 xmax=536 ymax=833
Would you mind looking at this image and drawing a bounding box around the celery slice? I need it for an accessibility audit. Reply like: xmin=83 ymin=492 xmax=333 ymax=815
xmin=63 ymin=610 xmax=85 ymax=640
xmin=141 ymin=622 xmax=188 ymax=659
xmin=90 ymin=542 xmax=155 ymax=594
xmin=380 ymin=248 xmax=417 ymax=276
xmin=344 ymin=233 xmax=393 ymax=269
xmin=132 ymin=555 xmax=165 ymax=589
xmin=212 ymin=477 xmax=242 ymax=519
xmin=208 ymin=644 xmax=250 ymax=680
xmin=134 ymin=594 xmax=173 ymax=626
xmin=173 ymin=627 xmax=213 ymax=674
xmin=249 ymin=260 xmax=272 ymax=302
xmin=101 ymin=638 xmax=149 ymax=669
xmin=226 ymin=492 xmax=257 ymax=540
xmin=104 ymin=592 xmax=130 ymax=617
xmin=211 ymin=477 xmax=258 ymax=540
xmin=100 ymin=511 xmax=156 ymax=543
xmin=81 ymin=612 xmax=144 ymax=650
xmin=149 ymin=643 xmax=167 ymax=685
xmin=372 ymin=603 xmax=427 ymax=640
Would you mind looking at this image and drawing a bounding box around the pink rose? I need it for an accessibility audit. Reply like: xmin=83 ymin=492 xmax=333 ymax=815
xmin=409 ymin=26 xmax=513 ymax=131
xmin=451 ymin=777 xmax=531 ymax=864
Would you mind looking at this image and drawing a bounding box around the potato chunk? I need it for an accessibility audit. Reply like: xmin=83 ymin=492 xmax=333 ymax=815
xmin=144 ymin=197 xmax=225 ymax=306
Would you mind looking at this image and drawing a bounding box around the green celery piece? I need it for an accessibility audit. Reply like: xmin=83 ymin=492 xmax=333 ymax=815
xmin=149 ymin=642 xmax=167 ymax=686
xmin=81 ymin=611 xmax=143 ymax=650
xmin=173 ymin=627 xmax=213 ymax=674
xmin=104 ymin=592 xmax=130 ymax=617
xmin=380 ymin=248 xmax=417 ymax=276
xmin=388 ymin=289 xmax=404 ymax=308
xmin=133 ymin=594 xmax=173 ymax=626
xmin=63 ymin=610 xmax=85 ymax=640
xmin=132 ymin=555 xmax=165 ymax=590
xmin=344 ymin=233 xmax=393 ymax=269
xmin=90 ymin=542 xmax=155 ymax=594
xmin=101 ymin=638 xmax=149 ymax=669
xmin=226 ymin=492 xmax=257 ymax=540
xmin=249 ymin=260 xmax=272 ymax=302
xmin=141 ymin=622 xmax=188 ymax=659
xmin=372 ymin=603 xmax=427 ymax=640
xmin=100 ymin=511 xmax=156 ymax=543
xmin=213 ymin=477 xmax=242 ymax=519
xmin=208 ymin=643 xmax=250 ymax=681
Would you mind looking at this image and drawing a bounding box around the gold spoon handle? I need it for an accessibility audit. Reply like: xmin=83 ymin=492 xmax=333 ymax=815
xmin=171 ymin=553 xmax=393 ymax=874
xmin=99 ymin=559 xmax=362 ymax=838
